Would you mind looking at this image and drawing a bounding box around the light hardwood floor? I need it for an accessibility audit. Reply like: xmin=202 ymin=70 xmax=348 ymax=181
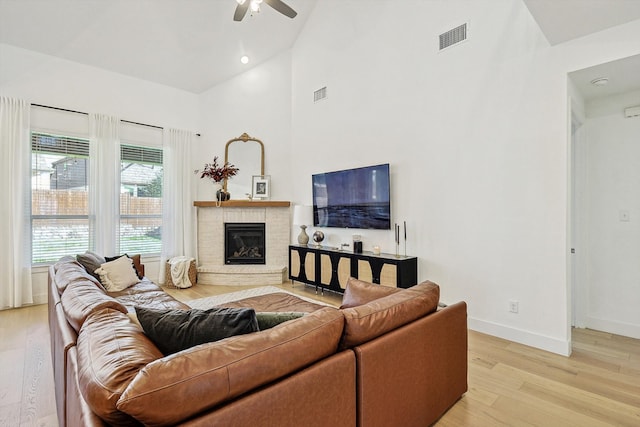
xmin=1 ymin=282 xmax=638 ymax=426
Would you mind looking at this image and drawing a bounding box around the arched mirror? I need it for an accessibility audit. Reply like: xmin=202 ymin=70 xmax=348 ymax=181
xmin=224 ymin=133 xmax=264 ymax=199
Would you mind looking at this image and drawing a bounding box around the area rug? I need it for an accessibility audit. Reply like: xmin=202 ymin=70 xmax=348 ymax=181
xmin=185 ymin=286 xmax=331 ymax=310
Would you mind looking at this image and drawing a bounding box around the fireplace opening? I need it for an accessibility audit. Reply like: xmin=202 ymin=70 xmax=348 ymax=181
xmin=225 ymin=223 xmax=266 ymax=265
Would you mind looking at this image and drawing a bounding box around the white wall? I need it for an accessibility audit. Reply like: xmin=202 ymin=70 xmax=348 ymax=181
xmin=579 ymin=90 xmax=640 ymax=338
xmin=196 ymin=51 xmax=293 ymax=202
xmin=0 ymin=43 xmax=200 ymax=302
xmin=283 ymin=0 xmax=640 ymax=355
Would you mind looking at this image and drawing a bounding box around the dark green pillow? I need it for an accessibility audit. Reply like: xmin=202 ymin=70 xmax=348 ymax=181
xmin=256 ymin=312 xmax=306 ymax=330
xmin=135 ymin=306 xmax=259 ymax=355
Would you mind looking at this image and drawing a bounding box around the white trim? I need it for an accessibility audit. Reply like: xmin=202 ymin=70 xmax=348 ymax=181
xmin=468 ymin=317 xmax=571 ymax=356
xmin=585 ymin=317 xmax=640 ymax=340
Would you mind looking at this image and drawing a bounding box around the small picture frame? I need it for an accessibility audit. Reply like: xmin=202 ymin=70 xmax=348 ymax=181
xmin=252 ymin=175 xmax=271 ymax=200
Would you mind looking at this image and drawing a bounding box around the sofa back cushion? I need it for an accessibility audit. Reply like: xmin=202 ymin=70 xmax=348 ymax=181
xmin=54 ymin=259 xmax=102 ymax=294
xmin=340 ymin=277 xmax=401 ymax=308
xmin=61 ymin=279 xmax=127 ymax=333
xmin=116 ymin=307 xmax=345 ymax=427
xmin=340 ymin=281 xmax=440 ymax=349
xmin=76 ymin=308 xmax=163 ymax=426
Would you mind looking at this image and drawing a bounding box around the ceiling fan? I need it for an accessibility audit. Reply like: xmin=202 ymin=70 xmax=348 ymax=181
xmin=234 ymin=0 xmax=297 ymax=21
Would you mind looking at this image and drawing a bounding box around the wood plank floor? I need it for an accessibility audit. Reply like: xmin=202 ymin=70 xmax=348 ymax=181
xmin=1 ymin=282 xmax=638 ymax=426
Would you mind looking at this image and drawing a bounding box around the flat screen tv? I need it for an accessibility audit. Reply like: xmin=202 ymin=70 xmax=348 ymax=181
xmin=312 ymin=163 xmax=391 ymax=230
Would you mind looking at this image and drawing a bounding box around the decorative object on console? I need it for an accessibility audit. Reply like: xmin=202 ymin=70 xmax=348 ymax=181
xmin=404 ymin=220 xmax=407 ymax=256
xmin=252 ymin=175 xmax=271 ymax=200
xmin=312 ymin=230 xmax=325 ymax=246
xmin=372 ymin=245 xmax=381 ymax=255
xmin=195 ymin=156 xmax=238 ymax=204
xmin=394 ymin=222 xmax=400 ymax=257
xmin=353 ymin=234 xmax=362 ymax=254
xmin=293 ymin=205 xmax=313 ymax=245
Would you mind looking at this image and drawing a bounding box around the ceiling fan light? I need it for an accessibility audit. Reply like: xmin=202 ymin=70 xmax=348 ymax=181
xmin=240 ymin=55 xmax=249 ymax=64
xmin=236 ymin=0 xmax=246 ymax=4
xmin=250 ymin=1 xmax=261 ymax=12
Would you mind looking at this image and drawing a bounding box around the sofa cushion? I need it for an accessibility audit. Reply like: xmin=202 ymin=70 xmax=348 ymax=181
xmin=76 ymin=308 xmax=164 ymax=426
xmin=76 ymin=251 xmax=106 ymax=281
xmin=54 ymin=260 xmax=102 ymax=294
xmin=53 ymin=255 xmax=78 ymax=272
xmin=117 ymin=307 xmax=344 ymax=427
xmin=95 ymin=256 xmax=140 ymax=292
xmin=256 ymin=311 xmax=306 ymax=330
xmin=340 ymin=277 xmax=401 ymax=309
xmin=108 ymin=279 xmax=190 ymax=312
xmin=135 ymin=306 xmax=259 ymax=355
xmin=340 ymin=281 xmax=440 ymax=349
xmin=61 ymin=280 xmax=128 ymax=333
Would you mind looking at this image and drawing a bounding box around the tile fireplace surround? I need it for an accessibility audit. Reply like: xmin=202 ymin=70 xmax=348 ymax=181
xmin=194 ymin=200 xmax=291 ymax=285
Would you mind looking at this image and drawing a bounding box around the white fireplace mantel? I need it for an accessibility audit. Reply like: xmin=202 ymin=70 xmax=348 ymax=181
xmin=194 ymin=201 xmax=291 ymax=285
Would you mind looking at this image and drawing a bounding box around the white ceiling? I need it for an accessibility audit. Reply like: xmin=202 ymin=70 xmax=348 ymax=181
xmin=0 ymin=0 xmax=317 ymax=93
xmin=1 ymin=0 xmax=639 ymax=95
xmin=522 ymin=0 xmax=640 ymax=45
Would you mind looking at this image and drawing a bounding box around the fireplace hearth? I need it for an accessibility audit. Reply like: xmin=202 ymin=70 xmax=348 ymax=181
xmin=225 ymin=223 xmax=266 ymax=265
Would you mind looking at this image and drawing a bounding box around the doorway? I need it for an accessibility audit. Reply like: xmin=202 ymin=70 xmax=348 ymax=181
xmin=568 ymin=54 xmax=640 ymax=340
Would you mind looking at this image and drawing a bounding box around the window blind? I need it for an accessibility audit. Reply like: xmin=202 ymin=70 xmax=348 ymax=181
xmin=120 ymin=144 xmax=163 ymax=255
xmin=31 ymin=132 xmax=90 ymax=264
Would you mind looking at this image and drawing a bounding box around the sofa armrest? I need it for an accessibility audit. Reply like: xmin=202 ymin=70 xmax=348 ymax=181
xmin=353 ymin=301 xmax=467 ymax=427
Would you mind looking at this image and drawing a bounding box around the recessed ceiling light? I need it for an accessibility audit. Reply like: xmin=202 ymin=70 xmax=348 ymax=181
xmin=590 ymin=77 xmax=609 ymax=86
xmin=240 ymin=55 xmax=249 ymax=64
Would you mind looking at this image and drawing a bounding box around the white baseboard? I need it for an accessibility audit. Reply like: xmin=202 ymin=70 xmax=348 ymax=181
xmin=468 ymin=317 xmax=571 ymax=356
xmin=33 ymin=293 xmax=47 ymax=305
xmin=585 ymin=316 xmax=640 ymax=339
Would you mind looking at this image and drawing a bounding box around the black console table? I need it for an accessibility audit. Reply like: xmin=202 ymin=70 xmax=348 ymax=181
xmin=288 ymin=244 xmax=418 ymax=293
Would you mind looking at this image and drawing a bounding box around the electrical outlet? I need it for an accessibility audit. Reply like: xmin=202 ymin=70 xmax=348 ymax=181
xmin=509 ymin=300 xmax=519 ymax=313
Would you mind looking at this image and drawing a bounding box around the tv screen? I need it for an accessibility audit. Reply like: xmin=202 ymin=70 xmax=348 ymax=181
xmin=312 ymin=163 xmax=390 ymax=230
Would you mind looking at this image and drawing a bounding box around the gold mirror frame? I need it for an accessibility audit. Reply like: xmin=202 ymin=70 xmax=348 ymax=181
xmin=223 ymin=133 xmax=265 ymax=196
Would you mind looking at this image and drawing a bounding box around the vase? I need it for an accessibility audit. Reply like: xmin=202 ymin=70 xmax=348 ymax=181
xmin=211 ymin=182 xmax=230 ymax=202
xmin=212 ymin=182 xmax=223 ymax=200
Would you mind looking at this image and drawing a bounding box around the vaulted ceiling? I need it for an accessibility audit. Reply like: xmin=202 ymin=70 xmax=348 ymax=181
xmin=1 ymin=0 xmax=639 ymax=95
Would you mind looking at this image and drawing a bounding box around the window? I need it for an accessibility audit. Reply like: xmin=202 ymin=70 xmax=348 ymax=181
xmin=31 ymin=132 xmax=90 ymax=264
xmin=119 ymin=144 xmax=163 ymax=255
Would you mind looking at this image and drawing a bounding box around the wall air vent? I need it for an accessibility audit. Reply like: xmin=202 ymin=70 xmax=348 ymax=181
xmin=439 ymin=23 xmax=468 ymax=51
xmin=624 ymin=105 xmax=640 ymax=118
xmin=314 ymin=86 xmax=327 ymax=103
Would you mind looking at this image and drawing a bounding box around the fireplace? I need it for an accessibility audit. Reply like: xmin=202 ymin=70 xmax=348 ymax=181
xmin=224 ymin=223 xmax=266 ymax=265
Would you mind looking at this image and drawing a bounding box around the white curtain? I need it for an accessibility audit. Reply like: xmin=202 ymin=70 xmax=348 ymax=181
xmin=89 ymin=114 xmax=120 ymax=256
xmin=0 ymin=97 xmax=33 ymax=309
xmin=160 ymin=128 xmax=196 ymax=284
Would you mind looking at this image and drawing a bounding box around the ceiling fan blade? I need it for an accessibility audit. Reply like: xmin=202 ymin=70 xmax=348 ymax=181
xmin=264 ymin=0 xmax=297 ymax=18
xmin=233 ymin=1 xmax=250 ymax=21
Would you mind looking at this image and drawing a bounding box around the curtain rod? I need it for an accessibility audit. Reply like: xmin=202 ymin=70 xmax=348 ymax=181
xmin=31 ymin=103 xmax=201 ymax=136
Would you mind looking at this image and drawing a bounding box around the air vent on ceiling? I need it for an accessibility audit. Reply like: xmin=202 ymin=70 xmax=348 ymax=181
xmin=314 ymin=86 xmax=327 ymax=103
xmin=439 ymin=23 xmax=468 ymax=51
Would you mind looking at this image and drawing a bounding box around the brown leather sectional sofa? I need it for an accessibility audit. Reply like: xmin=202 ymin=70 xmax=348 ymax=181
xmin=49 ymin=256 xmax=468 ymax=427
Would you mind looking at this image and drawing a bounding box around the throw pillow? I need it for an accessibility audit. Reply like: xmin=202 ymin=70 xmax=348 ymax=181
xmin=76 ymin=251 xmax=107 ymax=281
xmin=105 ymin=254 xmax=144 ymax=279
xmin=340 ymin=277 xmax=400 ymax=309
xmin=95 ymin=256 xmax=140 ymax=292
xmin=135 ymin=306 xmax=259 ymax=355
xmin=256 ymin=312 xmax=306 ymax=330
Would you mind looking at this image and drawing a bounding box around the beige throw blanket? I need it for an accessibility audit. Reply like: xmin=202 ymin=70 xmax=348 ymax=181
xmin=169 ymin=256 xmax=194 ymax=289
